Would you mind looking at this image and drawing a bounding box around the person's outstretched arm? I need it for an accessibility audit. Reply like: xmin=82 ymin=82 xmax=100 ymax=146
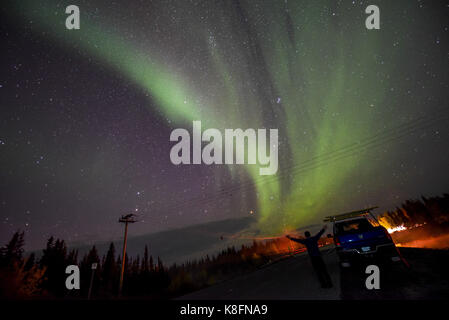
xmin=286 ymin=235 xmax=305 ymax=244
xmin=313 ymin=225 xmax=327 ymax=240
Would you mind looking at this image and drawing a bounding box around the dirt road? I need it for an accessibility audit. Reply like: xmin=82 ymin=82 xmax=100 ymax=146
xmin=180 ymin=247 xmax=449 ymax=299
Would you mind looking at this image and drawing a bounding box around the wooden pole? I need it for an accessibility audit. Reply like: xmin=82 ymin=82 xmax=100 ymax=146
xmin=118 ymin=221 xmax=128 ymax=296
xmin=117 ymin=214 xmax=137 ymax=297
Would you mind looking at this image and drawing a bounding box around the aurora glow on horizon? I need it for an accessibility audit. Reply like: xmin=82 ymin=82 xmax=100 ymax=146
xmin=2 ymin=0 xmax=448 ymax=247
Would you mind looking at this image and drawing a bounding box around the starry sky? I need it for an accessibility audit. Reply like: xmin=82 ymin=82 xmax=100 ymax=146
xmin=1 ymin=0 xmax=449 ymax=250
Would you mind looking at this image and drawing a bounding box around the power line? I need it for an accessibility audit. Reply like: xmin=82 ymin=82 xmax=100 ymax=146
xmin=137 ymin=108 xmax=449 ymax=215
xmin=140 ymin=111 xmax=448 ymax=216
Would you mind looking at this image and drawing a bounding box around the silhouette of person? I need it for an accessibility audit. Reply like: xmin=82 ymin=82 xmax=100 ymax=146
xmin=286 ymin=225 xmax=333 ymax=288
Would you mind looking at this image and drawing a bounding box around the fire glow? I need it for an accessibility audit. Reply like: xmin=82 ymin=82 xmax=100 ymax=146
xmin=387 ymin=225 xmax=407 ymax=234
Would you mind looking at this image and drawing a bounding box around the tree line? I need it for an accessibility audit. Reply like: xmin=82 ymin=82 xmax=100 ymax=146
xmin=377 ymin=194 xmax=449 ymax=228
xmin=1 ymin=193 xmax=448 ymax=299
xmin=0 ymin=230 xmax=308 ymax=299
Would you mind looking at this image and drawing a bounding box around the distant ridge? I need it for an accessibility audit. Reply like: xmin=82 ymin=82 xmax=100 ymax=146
xmin=67 ymin=216 xmax=257 ymax=265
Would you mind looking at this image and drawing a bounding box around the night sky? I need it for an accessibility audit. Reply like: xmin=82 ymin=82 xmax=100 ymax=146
xmin=1 ymin=0 xmax=448 ymax=250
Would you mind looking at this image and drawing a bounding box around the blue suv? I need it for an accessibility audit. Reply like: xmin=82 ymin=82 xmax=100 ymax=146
xmin=325 ymin=207 xmax=403 ymax=267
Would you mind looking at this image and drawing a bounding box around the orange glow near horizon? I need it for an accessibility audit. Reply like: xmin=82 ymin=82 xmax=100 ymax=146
xmin=387 ymin=225 xmax=407 ymax=234
xmin=396 ymin=234 xmax=449 ymax=249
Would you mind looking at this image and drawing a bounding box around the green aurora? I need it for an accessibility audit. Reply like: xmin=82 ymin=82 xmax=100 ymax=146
xmin=12 ymin=0 xmax=428 ymax=235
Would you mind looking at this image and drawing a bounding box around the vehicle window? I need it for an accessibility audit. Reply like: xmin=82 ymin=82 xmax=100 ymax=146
xmin=335 ymin=219 xmax=373 ymax=235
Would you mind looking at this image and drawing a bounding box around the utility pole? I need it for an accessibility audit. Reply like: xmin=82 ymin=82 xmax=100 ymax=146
xmin=118 ymin=213 xmax=137 ymax=297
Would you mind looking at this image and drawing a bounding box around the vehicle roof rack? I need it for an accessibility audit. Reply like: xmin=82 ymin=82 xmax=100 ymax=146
xmin=323 ymin=206 xmax=379 ymax=222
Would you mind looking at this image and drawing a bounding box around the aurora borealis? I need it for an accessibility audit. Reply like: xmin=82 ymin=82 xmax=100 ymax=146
xmin=1 ymin=0 xmax=449 ymax=249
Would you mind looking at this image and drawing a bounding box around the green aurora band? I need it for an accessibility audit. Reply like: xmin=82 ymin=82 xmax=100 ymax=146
xmin=14 ymin=0 xmax=415 ymax=235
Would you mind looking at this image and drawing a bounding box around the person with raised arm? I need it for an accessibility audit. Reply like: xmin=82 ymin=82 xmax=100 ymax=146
xmin=286 ymin=225 xmax=333 ymax=288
